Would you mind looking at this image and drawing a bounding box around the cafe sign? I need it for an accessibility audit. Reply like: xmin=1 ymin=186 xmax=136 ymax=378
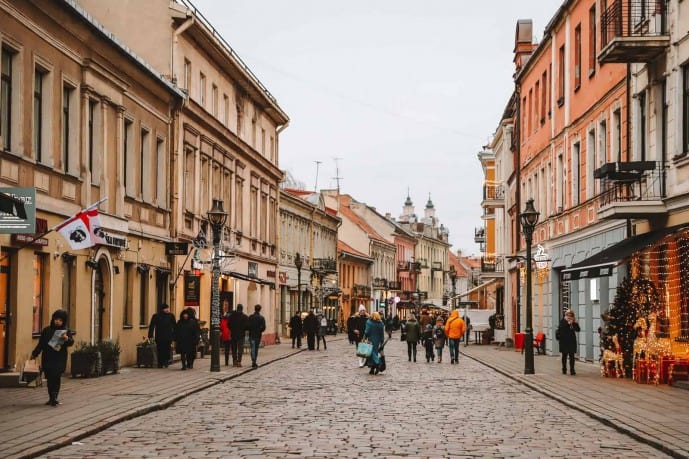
xmin=0 ymin=187 xmax=35 ymax=234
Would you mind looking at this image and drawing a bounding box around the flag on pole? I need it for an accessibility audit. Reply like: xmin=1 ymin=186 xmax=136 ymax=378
xmin=55 ymin=200 xmax=107 ymax=250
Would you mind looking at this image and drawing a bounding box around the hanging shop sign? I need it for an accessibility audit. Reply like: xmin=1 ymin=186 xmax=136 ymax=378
xmin=184 ymin=274 xmax=201 ymax=306
xmin=0 ymin=187 xmax=35 ymax=234
xmin=10 ymin=217 xmax=48 ymax=246
xmin=165 ymin=242 xmax=189 ymax=256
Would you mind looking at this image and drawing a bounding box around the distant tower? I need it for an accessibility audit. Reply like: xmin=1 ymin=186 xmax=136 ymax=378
xmin=424 ymin=193 xmax=436 ymax=226
xmin=400 ymin=190 xmax=416 ymax=223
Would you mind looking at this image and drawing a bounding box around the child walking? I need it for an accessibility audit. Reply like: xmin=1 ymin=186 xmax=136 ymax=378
xmin=433 ymin=318 xmax=446 ymax=363
xmin=423 ymin=324 xmax=435 ymax=363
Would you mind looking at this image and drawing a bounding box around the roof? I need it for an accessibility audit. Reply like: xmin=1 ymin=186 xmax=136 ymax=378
xmin=449 ymin=251 xmax=468 ymax=277
xmin=338 ymin=195 xmax=392 ymax=245
xmin=337 ymin=240 xmax=372 ymax=261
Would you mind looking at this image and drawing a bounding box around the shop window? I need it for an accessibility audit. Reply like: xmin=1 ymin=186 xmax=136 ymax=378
xmin=682 ymin=65 xmax=689 ymax=156
xmin=560 ymin=280 xmax=571 ymax=319
xmin=32 ymin=254 xmax=46 ymax=335
xmin=679 ymin=237 xmax=689 ymax=338
xmin=156 ymin=270 xmax=169 ymax=308
xmin=123 ymin=262 xmax=134 ymax=327
xmin=61 ymin=256 xmax=74 ymax=328
xmin=139 ymin=269 xmax=148 ymax=327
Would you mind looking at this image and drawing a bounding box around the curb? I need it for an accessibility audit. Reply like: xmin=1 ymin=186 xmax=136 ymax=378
xmin=461 ymin=351 xmax=688 ymax=459
xmin=19 ymin=347 xmax=304 ymax=459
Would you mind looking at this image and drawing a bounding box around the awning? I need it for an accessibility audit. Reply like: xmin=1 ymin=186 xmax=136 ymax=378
xmin=448 ymin=279 xmax=498 ymax=301
xmin=561 ymin=223 xmax=689 ymax=281
xmin=226 ymin=271 xmax=272 ymax=285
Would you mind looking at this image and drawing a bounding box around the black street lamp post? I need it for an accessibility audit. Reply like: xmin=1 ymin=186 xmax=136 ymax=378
xmin=207 ymin=198 xmax=227 ymax=373
xmin=295 ymin=253 xmax=303 ymax=313
xmin=519 ymin=198 xmax=539 ymax=375
xmin=449 ymin=265 xmax=457 ymax=310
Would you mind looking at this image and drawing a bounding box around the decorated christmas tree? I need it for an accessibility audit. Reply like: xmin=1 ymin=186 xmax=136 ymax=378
xmin=605 ymin=267 xmax=660 ymax=377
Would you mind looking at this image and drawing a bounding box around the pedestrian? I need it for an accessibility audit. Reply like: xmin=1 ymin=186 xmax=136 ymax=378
xmin=289 ymin=311 xmax=303 ymax=349
xmin=175 ymin=308 xmax=200 ymax=370
xmin=384 ymin=315 xmax=393 ymax=339
xmin=346 ymin=313 xmax=357 ymax=344
xmin=433 ymin=317 xmax=446 ymax=363
xmin=354 ymin=305 xmax=369 ymax=367
xmin=229 ymin=304 xmax=249 ymax=367
xmin=31 ymin=309 xmax=74 ymax=406
xmin=420 ymin=309 xmax=433 ymax=330
xmin=445 ymin=309 xmax=466 ymax=364
xmin=147 ymin=303 xmax=176 ymax=368
xmin=220 ymin=302 xmax=233 ymax=366
xmin=404 ymin=314 xmax=421 ymax=362
xmin=247 ymin=304 xmax=266 ymax=368
xmin=423 ymin=324 xmax=435 ymax=362
xmin=303 ymin=310 xmax=319 ymax=351
xmin=463 ymin=314 xmax=472 ymax=347
xmin=317 ymin=314 xmax=328 ymax=350
xmin=364 ymin=311 xmax=385 ymax=375
xmin=557 ymin=309 xmax=581 ymax=375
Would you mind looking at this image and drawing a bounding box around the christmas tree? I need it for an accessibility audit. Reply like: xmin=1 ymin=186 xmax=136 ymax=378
xmin=605 ymin=271 xmax=660 ymax=377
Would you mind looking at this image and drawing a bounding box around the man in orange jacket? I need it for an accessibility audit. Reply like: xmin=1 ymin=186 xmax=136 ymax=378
xmin=444 ymin=309 xmax=466 ymax=364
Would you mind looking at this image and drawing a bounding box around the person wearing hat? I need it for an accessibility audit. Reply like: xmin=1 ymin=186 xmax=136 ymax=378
xmin=148 ymin=303 xmax=176 ymax=368
xmin=31 ymin=309 xmax=74 ymax=406
xmin=422 ymin=323 xmax=435 ymax=362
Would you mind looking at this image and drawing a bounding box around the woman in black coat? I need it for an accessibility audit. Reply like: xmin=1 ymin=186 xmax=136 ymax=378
xmin=31 ymin=309 xmax=74 ymax=406
xmin=175 ymin=308 xmax=200 ymax=370
xmin=557 ymin=309 xmax=581 ymax=375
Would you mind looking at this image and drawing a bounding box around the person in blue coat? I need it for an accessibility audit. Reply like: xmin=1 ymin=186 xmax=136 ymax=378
xmin=364 ymin=311 xmax=385 ymax=375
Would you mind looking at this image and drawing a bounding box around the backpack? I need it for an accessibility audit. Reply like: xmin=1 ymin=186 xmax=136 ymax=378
xmin=434 ymin=327 xmax=445 ymax=340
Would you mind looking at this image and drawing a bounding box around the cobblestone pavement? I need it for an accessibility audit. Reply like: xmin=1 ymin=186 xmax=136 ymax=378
xmin=42 ymin=337 xmax=668 ymax=458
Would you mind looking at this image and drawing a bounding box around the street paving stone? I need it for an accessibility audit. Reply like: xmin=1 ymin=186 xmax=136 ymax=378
xmin=38 ymin=336 xmax=669 ymax=458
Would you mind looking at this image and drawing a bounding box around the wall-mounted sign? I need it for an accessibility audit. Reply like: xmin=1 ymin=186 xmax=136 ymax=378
xmin=248 ymin=262 xmax=258 ymax=278
xmin=184 ymin=274 xmax=201 ymax=306
xmin=534 ymin=244 xmax=550 ymax=270
xmin=278 ymin=272 xmax=287 ymax=283
xmin=10 ymin=217 xmax=48 ymax=246
xmin=92 ymin=226 xmax=128 ymax=249
xmin=165 ymin=242 xmax=189 ymax=256
xmin=0 ymin=187 xmax=35 ymax=234
xmin=266 ymin=270 xmax=276 ymax=278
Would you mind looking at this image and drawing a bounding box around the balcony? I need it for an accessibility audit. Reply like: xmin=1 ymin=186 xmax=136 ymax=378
xmin=352 ymin=285 xmax=372 ymax=299
xmin=481 ymin=181 xmax=505 ymax=209
xmin=480 ymin=255 xmax=504 ymax=278
xmin=474 ymin=227 xmax=485 ymax=244
xmin=312 ymin=257 xmax=337 ymax=274
xmin=595 ymin=161 xmax=667 ymax=220
xmin=431 ymin=261 xmax=443 ymax=272
xmin=417 ymin=258 xmax=429 ymax=269
xmin=372 ymin=278 xmax=388 ymax=289
xmin=387 ymin=281 xmax=401 ymax=291
xmin=599 ymin=0 xmax=669 ymax=64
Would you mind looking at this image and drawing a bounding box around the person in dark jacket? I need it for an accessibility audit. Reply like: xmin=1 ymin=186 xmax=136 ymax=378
xmin=353 ymin=305 xmax=368 ymax=344
xmin=31 ymin=309 xmax=74 ymax=406
xmin=247 ymin=304 xmax=266 ymax=368
xmin=303 ymin=310 xmax=319 ymax=351
xmin=317 ymin=314 xmax=328 ymax=350
xmin=148 ymin=303 xmax=176 ymax=368
xmin=220 ymin=302 xmax=233 ymax=366
xmin=364 ymin=312 xmax=385 ymax=375
xmin=346 ymin=314 xmax=358 ymax=344
xmin=229 ymin=304 xmax=249 ymax=367
xmin=557 ymin=309 xmax=581 ymax=375
xmin=175 ymin=308 xmax=200 ymax=370
xmin=289 ymin=311 xmax=303 ymax=348
xmin=404 ymin=315 xmax=422 ymax=362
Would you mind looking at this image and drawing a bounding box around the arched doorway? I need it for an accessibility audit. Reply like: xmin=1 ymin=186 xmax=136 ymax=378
xmin=92 ymin=256 xmax=112 ymax=343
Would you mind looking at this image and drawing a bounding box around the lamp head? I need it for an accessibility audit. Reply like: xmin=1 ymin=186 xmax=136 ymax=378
xmin=207 ymin=199 xmax=227 ymax=227
xmin=295 ymin=252 xmax=303 ymax=269
xmin=519 ymin=198 xmax=540 ymax=232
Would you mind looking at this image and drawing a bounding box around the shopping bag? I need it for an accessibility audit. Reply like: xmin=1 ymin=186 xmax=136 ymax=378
xmin=21 ymin=359 xmax=42 ymax=387
xmin=356 ymin=341 xmax=373 ymax=358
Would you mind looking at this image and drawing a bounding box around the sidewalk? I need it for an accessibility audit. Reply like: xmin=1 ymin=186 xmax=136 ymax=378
xmin=0 ymin=342 xmax=304 ymax=459
xmin=461 ymin=344 xmax=689 ymax=459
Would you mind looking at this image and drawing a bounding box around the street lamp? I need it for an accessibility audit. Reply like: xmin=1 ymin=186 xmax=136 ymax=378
xmin=449 ymin=265 xmax=457 ymax=310
xmin=519 ymin=198 xmax=539 ymax=375
xmin=295 ymin=252 xmax=303 ymax=314
xmin=207 ymin=198 xmax=227 ymax=373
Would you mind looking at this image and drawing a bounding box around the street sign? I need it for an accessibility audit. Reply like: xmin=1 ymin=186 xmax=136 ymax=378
xmin=165 ymin=242 xmax=189 ymax=256
xmin=0 ymin=187 xmax=35 ymax=234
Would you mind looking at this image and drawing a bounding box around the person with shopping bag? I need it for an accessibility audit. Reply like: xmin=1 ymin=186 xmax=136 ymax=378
xmin=363 ymin=311 xmax=385 ymax=375
xmin=31 ymin=309 xmax=74 ymax=406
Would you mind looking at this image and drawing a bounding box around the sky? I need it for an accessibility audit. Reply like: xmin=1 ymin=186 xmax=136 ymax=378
xmin=193 ymin=0 xmax=563 ymax=255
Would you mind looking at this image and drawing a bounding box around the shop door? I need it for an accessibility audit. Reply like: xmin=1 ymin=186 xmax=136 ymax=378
xmin=94 ymin=266 xmax=105 ymax=343
xmin=0 ymin=254 xmax=10 ymax=370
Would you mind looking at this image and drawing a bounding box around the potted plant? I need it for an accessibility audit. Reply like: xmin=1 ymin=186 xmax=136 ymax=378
xmin=136 ymin=337 xmax=157 ymax=368
xmin=71 ymin=342 xmax=101 ymax=378
xmin=98 ymin=339 xmax=121 ymax=375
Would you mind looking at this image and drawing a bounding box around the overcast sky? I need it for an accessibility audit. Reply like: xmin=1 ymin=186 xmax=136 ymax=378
xmin=193 ymin=0 xmax=562 ymax=255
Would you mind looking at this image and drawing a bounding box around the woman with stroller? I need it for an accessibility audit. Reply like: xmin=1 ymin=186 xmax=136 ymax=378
xmin=363 ymin=311 xmax=385 ymax=375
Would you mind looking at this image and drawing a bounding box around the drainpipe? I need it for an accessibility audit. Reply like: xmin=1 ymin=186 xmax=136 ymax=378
xmin=626 ymin=62 xmax=632 ymax=238
xmin=514 ymin=84 xmax=522 ymax=334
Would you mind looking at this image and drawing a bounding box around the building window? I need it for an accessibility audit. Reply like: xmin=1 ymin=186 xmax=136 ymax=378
xmin=140 ymin=128 xmax=149 ymax=200
xmin=199 ymin=72 xmax=206 ymax=107
xmin=556 ymin=153 xmax=564 ymax=212
xmin=155 ymin=138 xmax=165 ymax=207
xmin=261 ymin=192 xmax=268 ymax=241
xmin=572 ymin=141 xmax=580 ymax=206
xmin=639 ymin=91 xmax=646 ymax=161
xmin=223 ymin=94 xmax=229 ymax=126
xmin=558 ymin=46 xmax=565 ymax=105
xmin=1 ymin=47 xmax=15 ymax=152
xmin=124 ymin=119 xmax=134 ymax=196
xmin=183 ymin=59 xmax=191 ymax=91
xmin=123 ymin=262 xmax=133 ymax=327
xmin=61 ymin=257 xmax=73 ymax=328
xmin=589 ymin=5 xmax=597 ymax=76
xmin=139 ymin=268 xmax=148 ymax=326
xmin=156 ymin=271 xmax=169 ymax=310
xmin=534 ymin=82 xmax=539 ymax=130
xmin=270 ymin=136 xmax=275 ymax=162
xmin=587 ymin=129 xmax=595 ymax=199
xmin=62 ymin=85 xmax=75 ymax=173
xmin=683 ymin=66 xmax=689 ymax=155
xmin=574 ymin=24 xmax=582 ymax=90
xmin=32 ymin=254 xmax=46 ymax=335
xmin=250 ymin=186 xmax=258 ymax=238
xmin=613 ymin=109 xmax=622 ymax=161
xmin=212 ymin=84 xmax=218 ymax=116
xmin=184 ymin=147 xmax=195 ymax=212
xmin=88 ymin=99 xmax=101 ymax=184
xmin=541 ymin=71 xmax=547 ymax=122
xmin=33 ymin=69 xmax=45 ymax=161
xmin=235 ymin=177 xmax=244 ymax=232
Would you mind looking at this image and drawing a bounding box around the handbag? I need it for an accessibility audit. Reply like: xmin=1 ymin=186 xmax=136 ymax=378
xmin=21 ymin=358 xmax=42 ymax=387
xmin=356 ymin=341 xmax=373 ymax=358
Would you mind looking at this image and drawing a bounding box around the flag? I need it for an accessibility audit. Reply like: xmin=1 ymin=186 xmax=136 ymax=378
xmin=56 ymin=207 xmax=105 ymax=250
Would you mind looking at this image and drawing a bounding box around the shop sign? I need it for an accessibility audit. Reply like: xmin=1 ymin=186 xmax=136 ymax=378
xmin=561 ymin=266 xmax=613 ymax=281
xmin=534 ymin=245 xmax=550 ymax=270
xmin=248 ymin=262 xmax=258 ymax=278
xmin=10 ymin=217 xmax=48 ymax=246
xmin=0 ymin=187 xmax=35 ymax=234
xmin=278 ymin=272 xmax=287 ymax=283
xmin=93 ymin=227 xmax=128 ymax=249
xmin=184 ymin=274 xmax=201 ymax=306
xmin=266 ymin=270 xmax=276 ymax=278
xmin=165 ymin=242 xmax=189 ymax=256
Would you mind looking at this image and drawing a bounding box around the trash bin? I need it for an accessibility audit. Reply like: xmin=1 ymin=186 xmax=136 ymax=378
xmin=514 ymin=332 xmax=525 ymax=351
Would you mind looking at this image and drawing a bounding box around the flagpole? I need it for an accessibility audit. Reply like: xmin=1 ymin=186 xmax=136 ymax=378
xmin=0 ymin=197 xmax=108 ymax=263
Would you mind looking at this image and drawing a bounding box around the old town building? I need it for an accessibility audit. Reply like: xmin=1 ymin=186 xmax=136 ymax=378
xmin=0 ymin=0 xmax=184 ymax=369
xmin=277 ymin=188 xmax=339 ymax=335
xmin=78 ymin=0 xmax=290 ymax=345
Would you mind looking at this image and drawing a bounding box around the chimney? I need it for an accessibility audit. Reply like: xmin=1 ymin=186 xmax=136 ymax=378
xmin=514 ymin=19 xmax=536 ymax=74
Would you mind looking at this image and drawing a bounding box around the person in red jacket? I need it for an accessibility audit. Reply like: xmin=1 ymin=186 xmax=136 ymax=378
xmin=220 ymin=301 xmax=233 ymax=366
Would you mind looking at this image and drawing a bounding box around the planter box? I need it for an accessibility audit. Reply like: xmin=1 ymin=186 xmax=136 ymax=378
xmin=71 ymin=352 xmax=102 ymax=378
xmin=136 ymin=345 xmax=157 ymax=368
xmin=100 ymin=355 xmax=120 ymax=375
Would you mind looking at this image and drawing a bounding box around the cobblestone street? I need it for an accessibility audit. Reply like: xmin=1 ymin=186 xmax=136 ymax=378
xmin=42 ymin=338 xmax=668 ymax=458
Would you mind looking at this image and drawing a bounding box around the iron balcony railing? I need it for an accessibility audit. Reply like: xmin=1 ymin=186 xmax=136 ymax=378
xmin=387 ymin=281 xmax=401 ymax=290
xmin=601 ymin=0 xmax=668 ymax=48
xmin=372 ymin=278 xmax=388 ymax=289
xmin=481 ymin=255 xmax=504 ymax=274
xmin=312 ymin=258 xmax=337 ymax=273
xmin=594 ymin=160 xmax=666 ymax=207
xmin=431 ymin=261 xmax=443 ymax=272
xmin=352 ymin=285 xmax=372 ymax=298
xmin=483 ymin=181 xmax=505 ymax=201
xmin=474 ymin=227 xmax=485 ymax=243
